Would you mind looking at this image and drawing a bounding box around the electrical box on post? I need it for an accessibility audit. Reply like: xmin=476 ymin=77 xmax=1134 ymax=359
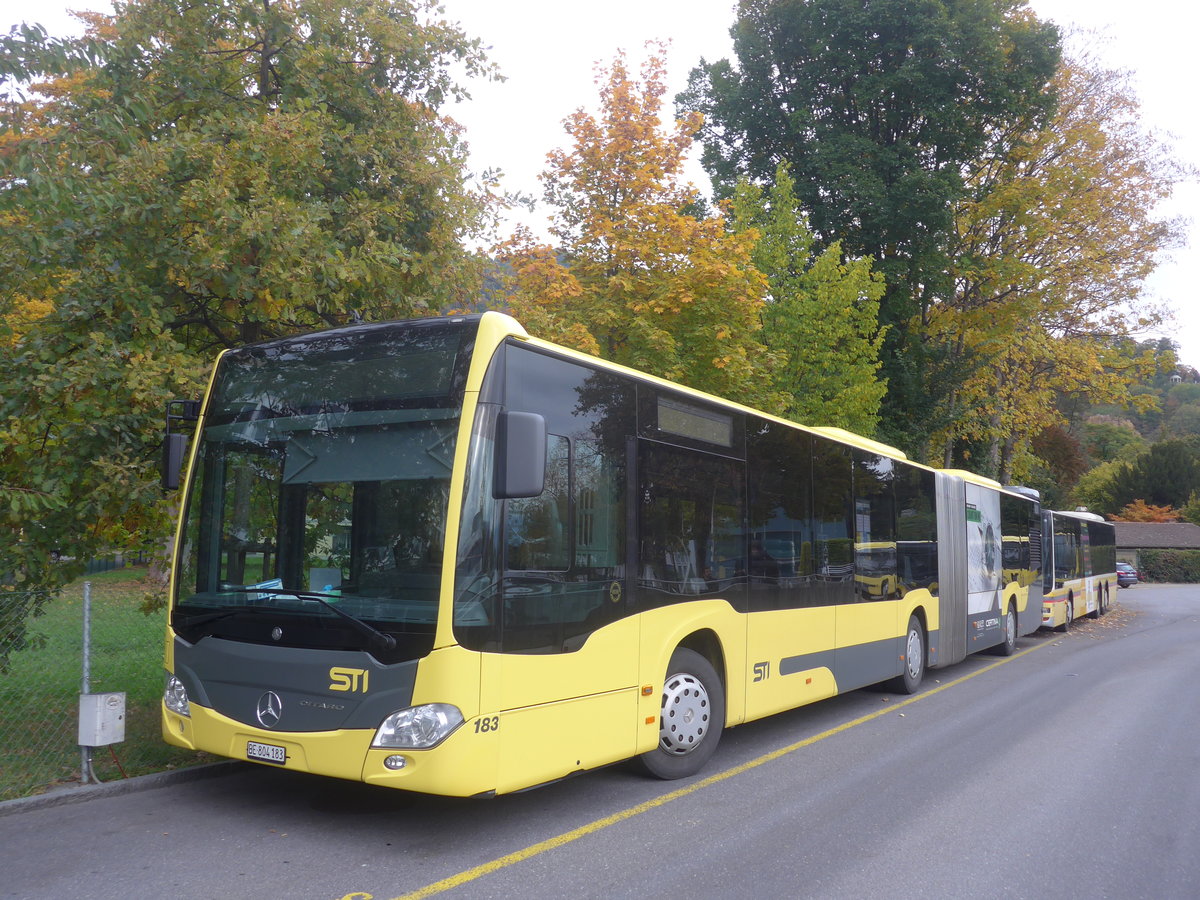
xmin=78 ymin=692 xmax=126 ymax=747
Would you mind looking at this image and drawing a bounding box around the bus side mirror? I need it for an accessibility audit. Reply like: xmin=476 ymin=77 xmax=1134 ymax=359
xmin=494 ymin=410 xmax=546 ymax=499
xmin=162 ymin=433 xmax=188 ymax=491
xmin=162 ymin=400 xmax=201 ymax=491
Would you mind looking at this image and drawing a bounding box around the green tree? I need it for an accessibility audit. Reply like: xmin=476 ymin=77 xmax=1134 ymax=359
xmin=1082 ymin=420 xmax=1145 ymax=464
xmin=499 ymin=48 xmax=783 ymax=411
xmin=1165 ymin=383 xmax=1200 ymax=420
xmin=1169 ymin=405 xmax=1200 ymax=438
xmin=1102 ymin=441 xmax=1200 ymax=513
xmin=728 ymin=163 xmax=886 ymax=434
xmin=0 ymin=0 xmax=495 ymax=661
xmin=1181 ymin=493 xmax=1200 ymax=527
xmin=682 ymin=0 xmax=1061 ymax=455
xmin=1069 ymin=458 xmax=1125 ymax=514
xmin=1166 ymin=383 xmax=1200 ymax=404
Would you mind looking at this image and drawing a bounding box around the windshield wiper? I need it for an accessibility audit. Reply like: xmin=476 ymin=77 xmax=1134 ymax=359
xmin=174 ymin=605 xmax=274 ymax=628
xmin=225 ymin=587 xmax=398 ymax=653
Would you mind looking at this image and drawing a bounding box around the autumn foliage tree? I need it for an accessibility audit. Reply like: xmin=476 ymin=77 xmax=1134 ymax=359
xmin=499 ymin=48 xmax=784 ymax=412
xmin=0 ymin=0 xmax=495 ymax=636
xmin=1108 ymin=500 xmax=1180 ymax=523
xmin=928 ymin=51 xmax=1182 ymax=482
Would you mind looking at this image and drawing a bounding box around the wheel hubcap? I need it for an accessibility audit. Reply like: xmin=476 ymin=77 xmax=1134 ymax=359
xmin=1006 ymin=611 xmax=1016 ymax=646
xmin=906 ymin=630 xmax=922 ymax=679
xmin=659 ymin=672 xmax=710 ymax=756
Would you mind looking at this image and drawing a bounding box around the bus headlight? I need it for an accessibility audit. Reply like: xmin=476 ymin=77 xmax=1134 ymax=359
xmin=164 ymin=674 xmax=191 ymax=717
xmin=372 ymin=704 xmax=463 ymax=749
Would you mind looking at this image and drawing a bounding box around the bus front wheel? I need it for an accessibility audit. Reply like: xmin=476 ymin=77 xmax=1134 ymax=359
xmin=1057 ymin=597 xmax=1073 ymax=633
xmin=995 ymin=605 xmax=1017 ymax=656
xmin=889 ymin=615 xmax=926 ymax=694
xmin=636 ymin=648 xmax=725 ymax=780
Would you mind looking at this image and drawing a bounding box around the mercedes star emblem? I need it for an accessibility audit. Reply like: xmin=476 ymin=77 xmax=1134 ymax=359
xmin=256 ymin=691 xmax=283 ymax=728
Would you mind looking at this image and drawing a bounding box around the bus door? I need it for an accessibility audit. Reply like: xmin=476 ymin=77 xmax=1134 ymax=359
xmin=834 ymin=449 xmax=900 ymax=690
xmin=1080 ymin=524 xmax=1097 ymax=615
xmin=744 ymin=423 xmax=837 ymax=720
xmin=480 ymin=430 xmax=640 ymax=793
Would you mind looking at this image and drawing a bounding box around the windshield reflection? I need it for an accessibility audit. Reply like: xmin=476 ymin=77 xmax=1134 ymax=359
xmin=173 ymin=319 xmax=475 ymax=657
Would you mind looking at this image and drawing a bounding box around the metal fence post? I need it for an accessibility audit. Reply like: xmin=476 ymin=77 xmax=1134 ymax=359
xmin=81 ymin=580 xmax=92 ymax=785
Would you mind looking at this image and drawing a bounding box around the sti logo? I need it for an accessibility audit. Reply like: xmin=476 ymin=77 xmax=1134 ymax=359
xmin=329 ymin=667 xmax=369 ymax=693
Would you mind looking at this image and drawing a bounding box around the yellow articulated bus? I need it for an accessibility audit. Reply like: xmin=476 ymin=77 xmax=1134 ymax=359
xmin=161 ymin=312 xmax=1045 ymax=797
xmin=1040 ymin=509 xmax=1117 ymax=631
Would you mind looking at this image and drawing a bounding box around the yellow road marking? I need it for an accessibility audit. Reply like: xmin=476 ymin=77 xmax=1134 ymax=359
xmin=381 ymin=641 xmax=1048 ymax=900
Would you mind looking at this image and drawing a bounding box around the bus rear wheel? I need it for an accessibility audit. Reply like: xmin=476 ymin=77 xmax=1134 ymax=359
xmin=636 ymin=648 xmax=725 ymax=780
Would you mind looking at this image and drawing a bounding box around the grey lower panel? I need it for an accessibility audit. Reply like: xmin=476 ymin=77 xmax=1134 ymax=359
xmin=774 ymin=607 xmax=1016 ymax=685
xmin=779 ymin=648 xmax=836 ymax=677
xmin=966 ymin=609 xmax=1004 ymax=652
xmin=1019 ymin=585 xmax=1044 ymax=636
xmin=780 ymin=635 xmax=905 ymax=693
xmin=927 ymin=625 xmax=942 ymax=669
xmin=173 ymin=636 xmax=418 ymax=733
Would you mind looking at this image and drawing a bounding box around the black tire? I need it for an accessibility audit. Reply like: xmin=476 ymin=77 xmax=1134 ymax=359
xmin=1057 ymin=596 xmax=1073 ymax=633
xmin=888 ymin=615 xmax=926 ymax=694
xmin=994 ymin=605 xmax=1018 ymax=656
xmin=636 ymin=648 xmax=725 ymax=780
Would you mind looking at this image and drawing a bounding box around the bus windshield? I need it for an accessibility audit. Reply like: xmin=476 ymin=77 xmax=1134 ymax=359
xmin=172 ymin=319 xmax=477 ymax=660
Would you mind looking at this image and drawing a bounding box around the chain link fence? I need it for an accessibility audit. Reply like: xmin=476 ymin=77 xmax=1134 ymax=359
xmin=1 ymin=571 xmax=207 ymax=802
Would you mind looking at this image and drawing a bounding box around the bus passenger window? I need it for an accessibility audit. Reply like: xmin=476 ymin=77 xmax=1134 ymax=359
xmin=636 ymin=440 xmax=746 ymax=608
xmin=746 ymin=421 xmax=813 ymax=611
xmin=853 ymin=451 xmax=897 ymax=602
xmin=896 ymin=467 xmax=938 ymax=596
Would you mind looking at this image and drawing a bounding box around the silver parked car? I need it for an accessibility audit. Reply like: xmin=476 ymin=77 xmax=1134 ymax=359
xmin=1117 ymin=562 xmax=1139 ymax=588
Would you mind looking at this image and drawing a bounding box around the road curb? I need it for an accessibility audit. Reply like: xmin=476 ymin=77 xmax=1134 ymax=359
xmin=0 ymin=760 xmax=247 ymax=818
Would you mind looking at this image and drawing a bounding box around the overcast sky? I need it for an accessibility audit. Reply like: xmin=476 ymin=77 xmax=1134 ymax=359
xmin=3 ymin=0 xmax=1195 ymax=367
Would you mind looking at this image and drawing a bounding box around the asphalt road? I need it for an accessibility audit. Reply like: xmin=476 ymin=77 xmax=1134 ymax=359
xmin=4 ymin=583 xmax=1199 ymax=900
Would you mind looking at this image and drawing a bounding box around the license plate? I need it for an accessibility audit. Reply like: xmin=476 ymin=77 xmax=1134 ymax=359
xmin=246 ymin=740 xmax=287 ymax=765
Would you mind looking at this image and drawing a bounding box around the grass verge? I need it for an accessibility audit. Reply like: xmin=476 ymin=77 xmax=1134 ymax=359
xmin=0 ymin=568 xmax=210 ymax=802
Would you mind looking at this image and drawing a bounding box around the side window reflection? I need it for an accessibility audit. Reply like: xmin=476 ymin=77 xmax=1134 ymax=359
xmin=505 ymin=436 xmax=570 ymax=572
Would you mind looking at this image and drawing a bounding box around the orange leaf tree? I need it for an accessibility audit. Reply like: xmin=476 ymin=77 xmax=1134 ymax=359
xmin=499 ymin=47 xmax=784 ymax=413
xmin=1109 ymin=500 xmax=1179 ymax=523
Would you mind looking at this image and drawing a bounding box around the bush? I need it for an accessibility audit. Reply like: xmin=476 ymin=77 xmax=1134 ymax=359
xmin=1138 ymin=550 xmax=1200 ymax=583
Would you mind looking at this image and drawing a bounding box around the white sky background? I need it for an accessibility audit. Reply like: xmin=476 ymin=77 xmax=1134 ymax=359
xmin=3 ymin=0 xmax=1196 ymax=367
